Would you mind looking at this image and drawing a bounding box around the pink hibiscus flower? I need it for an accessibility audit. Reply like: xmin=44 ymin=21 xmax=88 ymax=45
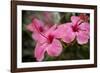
xmin=34 ymin=25 xmax=62 ymax=61
xmin=55 ymin=16 xmax=90 ymax=45
xmin=26 ymin=18 xmax=50 ymax=43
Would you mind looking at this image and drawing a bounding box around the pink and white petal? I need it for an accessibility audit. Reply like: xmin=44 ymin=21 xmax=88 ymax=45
xmin=32 ymin=33 xmax=47 ymax=43
xmin=71 ymin=16 xmax=80 ymax=26
xmin=46 ymin=39 xmax=62 ymax=57
xmin=34 ymin=43 xmax=48 ymax=61
xmin=62 ymin=26 xmax=75 ymax=43
xmin=76 ymin=31 xmax=89 ymax=45
xmin=78 ymin=22 xmax=90 ymax=32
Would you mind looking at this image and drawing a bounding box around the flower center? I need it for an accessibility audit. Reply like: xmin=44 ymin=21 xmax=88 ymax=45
xmin=47 ymin=35 xmax=54 ymax=43
xmin=72 ymin=24 xmax=79 ymax=32
xmin=72 ymin=20 xmax=83 ymax=32
xmin=33 ymin=21 xmax=54 ymax=43
xmin=39 ymin=26 xmax=44 ymax=32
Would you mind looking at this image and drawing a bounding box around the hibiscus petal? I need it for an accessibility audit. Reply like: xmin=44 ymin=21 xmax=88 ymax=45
xmin=46 ymin=39 xmax=62 ymax=57
xmin=54 ymin=23 xmax=72 ymax=38
xmin=32 ymin=33 xmax=47 ymax=43
xmin=32 ymin=18 xmax=44 ymax=28
xmin=26 ymin=23 xmax=34 ymax=32
xmin=76 ymin=31 xmax=89 ymax=45
xmin=34 ymin=43 xmax=48 ymax=61
xmin=45 ymin=24 xmax=57 ymax=36
xmin=62 ymin=25 xmax=75 ymax=43
xmin=54 ymin=24 xmax=66 ymax=38
xmin=26 ymin=19 xmax=44 ymax=33
xmin=78 ymin=22 xmax=90 ymax=33
xmin=71 ymin=16 xmax=80 ymax=25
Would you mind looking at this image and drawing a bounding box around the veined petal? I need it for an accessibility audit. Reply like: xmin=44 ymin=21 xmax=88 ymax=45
xmin=54 ymin=23 xmax=72 ymax=38
xmin=32 ymin=33 xmax=47 ymax=43
xmin=76 ymin=31 xmax=89 ymax=45
xmin=54 ymin=24 xmax=66 ymax=38
xmin=26 ymin=19 xmax=44 ymax=33
xmin=45 ymin=24 xmax=57 ymax=36
xmin=71 ymin=16 xmax=80 ymax=26
xmin=32 ymin=18 xmax=44 ymax=28
xmin=62 ymin=25 xmax=75 ymax=43
xmin=34 ymin=43 xmax=48 ymax=61
xmin=78 ymin=22 xmax=90 ymax=32
xmin=46 ymin=39 xmax=62 ymax=57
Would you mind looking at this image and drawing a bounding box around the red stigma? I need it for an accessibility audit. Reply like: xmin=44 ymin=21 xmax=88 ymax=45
xmin=48 ymin=35 xmax=54 ymax=43
xmin=72 ymin=24 xmax=79 ymax=32
xmin=39 ymin=26 xmax=44 ymax=32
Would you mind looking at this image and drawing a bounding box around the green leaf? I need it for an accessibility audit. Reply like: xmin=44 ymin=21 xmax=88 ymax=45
xmin=44 ymin=55 xmax=55 ymax=61
xmin=65 ymin=13 xmax=72 ymax=22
